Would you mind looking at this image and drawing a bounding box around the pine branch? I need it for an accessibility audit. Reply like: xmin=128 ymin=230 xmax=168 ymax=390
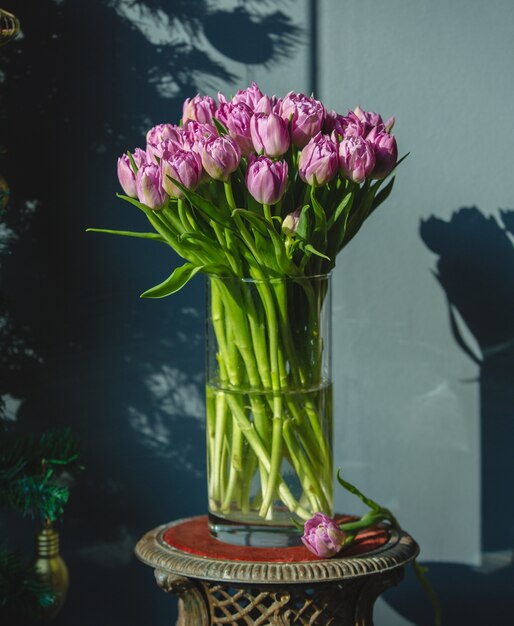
xmin=0 ymin=428 xmax=82 ymax=522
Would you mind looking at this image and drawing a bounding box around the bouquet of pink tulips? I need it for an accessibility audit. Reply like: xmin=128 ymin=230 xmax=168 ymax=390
xmin=90 ymin=83 xmax=403 ymax=527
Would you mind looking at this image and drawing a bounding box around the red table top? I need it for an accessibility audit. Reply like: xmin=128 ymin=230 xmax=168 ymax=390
xmin=162 ymin=515 xmax=389 ymax=563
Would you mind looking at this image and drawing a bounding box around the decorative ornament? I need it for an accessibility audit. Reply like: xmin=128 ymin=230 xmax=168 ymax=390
xmin=0 ymin=8 xmax=20 ymax=47
xmin=33 ymin=522 xmax=69 ymax=620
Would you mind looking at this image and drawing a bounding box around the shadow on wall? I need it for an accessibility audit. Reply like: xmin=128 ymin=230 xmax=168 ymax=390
xmin=0 ymin=2 xmax=305 ymax=625
xmin=385 ymin=207 xmax=514 ymax=625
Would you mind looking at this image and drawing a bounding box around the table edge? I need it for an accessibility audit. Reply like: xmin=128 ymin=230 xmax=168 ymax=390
xmin=134 ymin=516 xmax=420 ymax=584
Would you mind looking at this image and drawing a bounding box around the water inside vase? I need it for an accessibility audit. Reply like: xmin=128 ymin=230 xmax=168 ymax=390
xmin=206 ymin=381 xmax=333 ymax=547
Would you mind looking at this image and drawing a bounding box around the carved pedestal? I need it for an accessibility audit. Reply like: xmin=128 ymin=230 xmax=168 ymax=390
xmin=135 ymin=516 xmax=418 ymax=626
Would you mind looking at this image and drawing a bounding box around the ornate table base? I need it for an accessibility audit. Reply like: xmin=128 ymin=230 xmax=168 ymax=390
xmin=135 ymin=516 xmax=418 ymax=626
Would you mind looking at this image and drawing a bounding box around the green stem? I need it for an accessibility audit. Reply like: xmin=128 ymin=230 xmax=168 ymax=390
xmin=255 ymin=280 xmax=284 ymax=518
xmin=282 ymin=418 xmax=329 ymax=513
xmin=340 ymin=512 xmax=386 ymax=533
xmin=210 ymin=279 xmax=271 ymax=507
xmin=224 ymin=180 xmax=237 ymax=211
xmin=177 ymin=198 xmax=191 ymax=231
xmin=224 ymin=392 xmax=310 ymax=519
xmin=221 ymin=422 xmax=244 ymax=512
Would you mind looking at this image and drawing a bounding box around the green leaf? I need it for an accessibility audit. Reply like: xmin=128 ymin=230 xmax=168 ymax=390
xmin=165 ymin=178 xmax=232 ymax=228
xmin=411 ymin=560 xmax=442 ymax=626
xmin=310 ymin=186 xmax=327 ymax=246
xmin=327 ymin=192 xmax=353 ymax=229
xmin=232 ymin=209 xmax=295 ymax=275
xmin=212 ymin=117 xmax=229 ymax=135
xmin=116 ymin=193 xmax=152 ymax=213
xmin=336 ymin=469 xmax=383 ymax=513
xmin=179 ymin=232 xmax=215 ymax=246
xmin=140 ymin=263 xmax=205 ymax=299
xmin=393 ymin=152 xmax=410 ymax=171
xmin=303 ymin=243 xmax=330 ymax=261
xmin=127 ymin=151 xmax=139 ymax=174
xmin=296 ymin=205 xmax=311 ymax=240
xmin=86 ymin=228 xmax=166 ymax=243
xmin=370 ymin=176 xmax=395 ymax=214
xmin=231 ymin=209 xmax=268 ymax=236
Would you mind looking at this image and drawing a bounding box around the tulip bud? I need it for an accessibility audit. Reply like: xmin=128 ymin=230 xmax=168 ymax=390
xmin=246 ymin=155 xmax=288 ymax=205
xmin=369 ymin=130 xmax=398 ymax=179
xmin=354 ymin=106 xmax=384 ymax=128
xmin=298 ymin=133 xmax=339 ymax=186
xmin=328 ymin=112 xmax=366 ymax=140
xmin=385 ymin=116 xmax=395 ymax=133
xmin=301 ymin=512 xmax=346 ymax=558
xmin=201 ymin=136 xmax=241 ymax=181
xmin=182 ymin=120 xmax=218 ymax=154
xmin=117 ymin=149 xmax=147 ymax=196
xmin=182 ymin=94 xmax=217 ymax=125
xmin=339 ymin=136 xmax=376 ymax=184
xmin=133 ymin=147 xmax=148 ymax=168
xmin=117 ymin=154 xmax=137 ymax=197
xmin=215 ymin=102 xmax=254 ymax=156
xmin=231 ymin=81 xmax=264 ymax=110
xmin=135 ymin=163 xmax=167 ymax=210
xmin=279 ymin=92 xmax=325 ymax=148
xmin=160 ymin=149 xmax=203 ymax=199
xmin=282 ymin=207 xmax=301 ymax=236
xmin=324 ymin=109 xmax=346 ymax=135
xmin=147 ymin=138 xmax=183 ymax=163
xmin=146 ymin=124 xmax=183 ymax=147
xmin=250 ymin=112 xmax=290 ymax=158
xmin=254 ymin=95 xmax=274 ymax=114
xmin=147 ymin=125 xmax=186 ymax=162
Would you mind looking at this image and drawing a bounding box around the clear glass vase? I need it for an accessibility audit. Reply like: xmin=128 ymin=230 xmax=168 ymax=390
xmin=205 ymin=274 xmax=333 ymax=546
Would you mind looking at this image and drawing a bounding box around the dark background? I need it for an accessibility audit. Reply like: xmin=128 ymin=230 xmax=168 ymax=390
xmin=1 ymin=1 xmax=513 ymax=625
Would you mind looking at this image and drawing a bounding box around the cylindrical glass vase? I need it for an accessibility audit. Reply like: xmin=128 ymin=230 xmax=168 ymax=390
xmin=205 ymin=274 xmax=333 ymax=546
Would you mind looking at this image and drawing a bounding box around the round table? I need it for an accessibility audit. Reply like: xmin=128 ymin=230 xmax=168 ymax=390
xmin=135 ymin=515 xmax=419 ymax=625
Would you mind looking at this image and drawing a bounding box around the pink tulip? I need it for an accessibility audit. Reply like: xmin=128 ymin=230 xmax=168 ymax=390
xmin=160 ymin=149 xmax=203 ymax=199
xmin=368 ymin=129 xmax=398 ymax=179
xmin=147 ymin=137 xmax=185 ymax=162
xmin=279 ymin=92 xmax=325 ymax=148
xmin=324 ymin=110 xmax=347 ymax=135
xmin=231 ymin=81 xmax=264 ymax=111
xmin=215 ymin=102 xmax=254 ymax=156
xmin=339 ymin=136 xmax=376 ymax=184
xmin=298 ymin=133 xmax=338 ymax=186
xmin=301 ymin=513 xmax=346 ymax=558
xmin=353 ymin=106 xmax=384 ymax=129
xmin=146 ymin=124 xmax=183 ymax=147
xmin=147 ymin=125 xmax=186 ymax=162
xmin=254 ymin=95 xmax=274 ymax=114
xmin=117 ymin=154 xmax=137 ymax=197
xmin=135 ymin=163 xmax=167 ymax=210
xmin=182 ymin=94 xmax=217 ymax=125
xmin=328 ymin=112 xmax=366 ymax=141
xmin=250 ymin=112 xmax=290 ymax=158
xmin=117 ymin=148 xmax=147 ymax=197
xmin=246 ymin=155 xmax=288 ymax=205
xmin=201 ymin=136 xmax=241 ymax=181
xmin=182 ymin=120 xmax=218 ymax=154
xmin=352 ymin=107 xmax=395 ymax=134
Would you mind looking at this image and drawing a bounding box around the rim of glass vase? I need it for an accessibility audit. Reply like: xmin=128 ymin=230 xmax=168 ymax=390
xmin=205 ymin=272 xmax=332 ymax=284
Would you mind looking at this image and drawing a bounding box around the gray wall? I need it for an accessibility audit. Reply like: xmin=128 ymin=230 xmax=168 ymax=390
xmin=0 ymin=1 xmax=512 ymax=625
